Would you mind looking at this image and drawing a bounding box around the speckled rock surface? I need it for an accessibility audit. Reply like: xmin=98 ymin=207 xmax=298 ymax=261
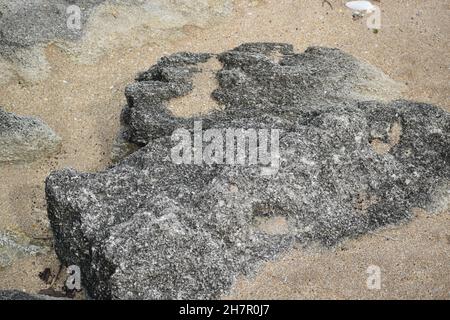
xmin=0 ymin=290 xmax=65 ymax=300
xmin=0 ymin=0 xmax=233 ymax=83
xmin=46 ymin=43 xmax=449 ymax=299
xmin=0 ymin=1 xmax=102 ymax=47
xmin=0 ymin=231 xmax=48 ymax=268
xmin=0 ymin=107 xmax=61 ymax=163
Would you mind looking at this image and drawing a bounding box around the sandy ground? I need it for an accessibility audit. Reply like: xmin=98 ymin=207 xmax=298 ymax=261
xmin=0 ymin=0 xmax=449 ymax=299
xmin=226 ymin=209 xmax=450 ymax=299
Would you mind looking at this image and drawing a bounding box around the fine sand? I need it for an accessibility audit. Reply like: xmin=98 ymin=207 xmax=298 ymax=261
xmin=0 ymin=0 xmax=448 ymax=299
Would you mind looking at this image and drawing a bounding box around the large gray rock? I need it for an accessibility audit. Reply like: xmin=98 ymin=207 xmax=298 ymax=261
xmin=46 ymin=43 xmax=449 ymax=299
xmin=0 ymin=0 xmax=233 ymax=83
xmin=0 ymin=0 xmax=231 ymax=51
xmin=0 ymin=0 xmax=104 ymax=82
xmin=0 ymin=1 xmax=103 ymax=48
xmin=0 ymin=107 xmax=61 ymax=163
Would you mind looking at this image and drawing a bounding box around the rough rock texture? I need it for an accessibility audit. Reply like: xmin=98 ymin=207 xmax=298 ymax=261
xmin=46 ymin=43 xmax=449 ymax=300
xmin=0 ymin=290 xmax=65 ymax=300
xmin=0 ymin=0 xmax=232 ymax=83
xmin=0 ymin=1 xmax=101 ymax=47
xmin=0 ymin=107 xmax=61 ymax=163
xmin=0 ymin=0 xmax=102 ymax=82
xmin=0 ymin=231 xmax=48 ymax=268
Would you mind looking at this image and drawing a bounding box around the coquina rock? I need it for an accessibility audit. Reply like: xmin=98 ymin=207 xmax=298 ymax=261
xmin=0 ymin=0 xmax=233 ymax=83
xmin=0 ymin=107 xmax=61 ymax=163
xmin=46 ymin=43 xmax=449 ymax=299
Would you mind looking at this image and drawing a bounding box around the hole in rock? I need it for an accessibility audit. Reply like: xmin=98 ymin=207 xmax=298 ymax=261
xmin=254 ymin=215 xmax=290 ymax=235
xmin=370 ymin=121 xmax=402 ymax=155
xmin=168 ymin=57 xmax=223 ymax=118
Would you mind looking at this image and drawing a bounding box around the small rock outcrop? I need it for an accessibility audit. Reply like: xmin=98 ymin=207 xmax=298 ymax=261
xmin=0 ymin=0 xmax=233 ymax=83
xmin=0 ymin=107 xmax=61 ymax=163
xmin=0 ymin=231 xmax=48 ymax=268
xmin=46 ymin=43 xmax=449 ymax=299
xmin=0 ymin=290 xmax=65 ymax=300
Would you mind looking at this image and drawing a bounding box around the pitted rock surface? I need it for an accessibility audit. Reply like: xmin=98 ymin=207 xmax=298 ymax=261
xmin=46 ymin=43 xmax=449 ymax=299
xmin=0 ymin=107 xmax=61 ymax=163
xmin=0 ymin=0 xmax=233 ymax=84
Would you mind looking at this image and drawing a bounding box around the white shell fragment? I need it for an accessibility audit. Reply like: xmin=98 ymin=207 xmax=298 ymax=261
xmin=345 ymin=1 xmax=375 ymax=12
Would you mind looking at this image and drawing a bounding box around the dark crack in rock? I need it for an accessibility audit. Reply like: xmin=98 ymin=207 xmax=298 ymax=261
xmin=46 ymin=43 xmax=449 ymax=299
xmin=0 ymin=107 xmax=61 ymax=163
